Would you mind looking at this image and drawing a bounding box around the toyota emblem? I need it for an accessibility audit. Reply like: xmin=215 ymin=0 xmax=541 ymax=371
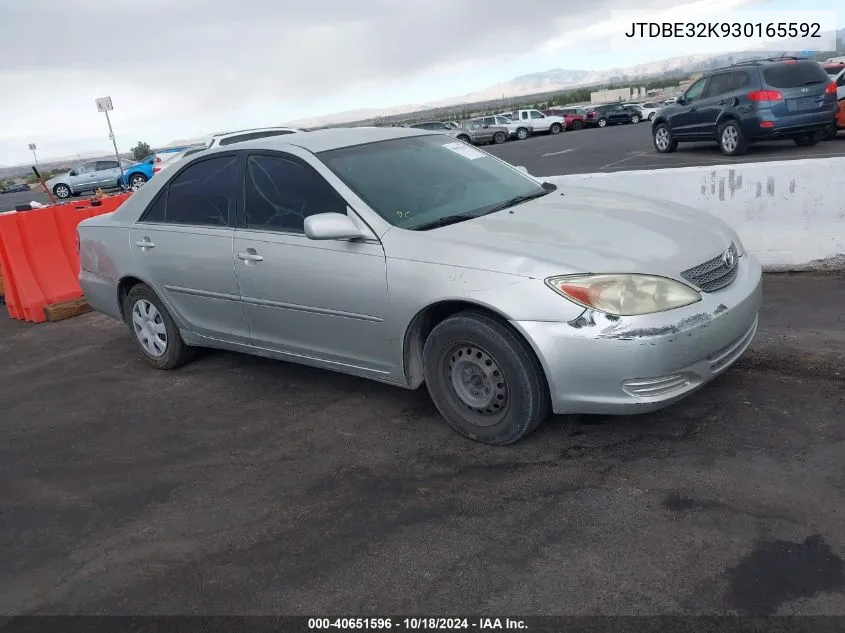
xmin=722 ymin=247 xmax=736 ymax=268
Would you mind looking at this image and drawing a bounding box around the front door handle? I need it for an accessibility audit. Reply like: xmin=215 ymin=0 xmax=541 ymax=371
xmin=136 ymin=238 xmax=155 ymax=249
xmin=237 ymin=251 xmax=263 ymax=262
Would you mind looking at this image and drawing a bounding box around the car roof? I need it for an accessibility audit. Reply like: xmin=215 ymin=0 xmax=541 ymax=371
xmin=211 ymin=126 xmax=301 ymax=139
xmin=203 ymin=125 xmax=437 ymax=154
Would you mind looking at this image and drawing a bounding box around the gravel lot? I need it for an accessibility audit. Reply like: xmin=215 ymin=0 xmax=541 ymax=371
xmin=1 ymin=273 xmax=843 ymax=616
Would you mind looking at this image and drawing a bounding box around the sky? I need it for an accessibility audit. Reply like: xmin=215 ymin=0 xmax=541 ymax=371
xmin=0 ymin=0 xmax=841 ymax=165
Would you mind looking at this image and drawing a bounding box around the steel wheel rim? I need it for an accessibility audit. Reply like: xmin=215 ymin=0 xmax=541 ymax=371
xmin=444 ymin=342 xmax=509 ymax=426
xmin=132 ymin=299 xmax=168 ymax=357
xmin=722 ymin=126 xmax=738 ymax=152
xmin=655 ymin=128 xmax=670 ymax=150
xmin=130 ymin=176 xmax=145 ymax=190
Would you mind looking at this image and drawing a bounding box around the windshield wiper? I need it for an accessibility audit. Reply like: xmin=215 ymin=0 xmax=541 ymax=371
xmin=803 ymin=79 xmax=825 ymax=85
xmin=482 ymin=187 xmax=554 ymax=215
xmin=412 ymin=213 xmax=479 ymax=231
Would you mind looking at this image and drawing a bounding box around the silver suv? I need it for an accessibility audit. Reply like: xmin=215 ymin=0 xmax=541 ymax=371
xmin=46 ymin=159 xmax=135 ymax=199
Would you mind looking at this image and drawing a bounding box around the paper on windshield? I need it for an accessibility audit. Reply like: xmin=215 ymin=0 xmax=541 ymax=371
xmin=442 ymin=142 xmax=486 ymax=160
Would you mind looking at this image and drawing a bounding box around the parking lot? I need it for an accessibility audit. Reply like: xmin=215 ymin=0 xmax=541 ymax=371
xmin=485 ymin=123 xmax=845 ymax=177
xmin=2 ymin=273 xmax=843 ymax=615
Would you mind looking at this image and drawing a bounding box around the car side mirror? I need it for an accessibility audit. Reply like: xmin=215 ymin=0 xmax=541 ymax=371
xmin=69 ymin=170 xmax=77 ymax=176
xmin=676 ymin=96 xmax=685 ymax=104
xmin=304 ymin=212 xmax=368 ymax=241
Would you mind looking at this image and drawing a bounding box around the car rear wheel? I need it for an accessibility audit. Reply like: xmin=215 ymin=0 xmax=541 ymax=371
xmin=718 ymin=120 xmax=748 ymax=156
xmin=793 ymin=133 xmax=819 ymax=147
xmin=821 ymin=125 xmax=837 ymax=141
xmin=648 ymin=112 xmax=656 ymax=121
xmin=653 ymin=123 xmax=678 ymax=153
xmin=571 ymin=120 xmax=583 ymax=130
xmin=516 ymin=127 xmax=529 ymax=140
xmin=597 ymin=118 xmax=607 ymax=128
xmin=422 ymin=311 xmax=550 ymax=445
xmin=493 ymin=131 xmax=507 ymax=144
xmin=549 ymin=123 xmax=562 ymax=134
xmin=53 ymin=184 xmax=71 ymax=199
xmin=124 ymin=284 xmax=195 ymax=370
xmin=630 ymin=114 xmax=640 ymax=124
xmin=129 ymin=173 xmax=148 ymax=190
xmin=457 ymin=134 xmax=472 ymax=144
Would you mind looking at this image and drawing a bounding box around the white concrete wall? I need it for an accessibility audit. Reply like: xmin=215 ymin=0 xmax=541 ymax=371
xmin=546 ymin=158 xmax=845 ymax=271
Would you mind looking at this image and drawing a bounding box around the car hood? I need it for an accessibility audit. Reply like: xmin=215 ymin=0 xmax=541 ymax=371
xmin=382 ymin=186 xmax=738 ymax=280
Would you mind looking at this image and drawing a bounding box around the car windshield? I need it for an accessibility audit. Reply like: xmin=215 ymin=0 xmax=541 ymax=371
xmin=318 ymin=134 xmax=548 ymax=231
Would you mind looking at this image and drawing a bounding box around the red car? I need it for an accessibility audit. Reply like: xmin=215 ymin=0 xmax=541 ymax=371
xmin=823 ymin=63 xmax=845 ymax=79
xmin=546 ymin=107 xmax=587 ymax=130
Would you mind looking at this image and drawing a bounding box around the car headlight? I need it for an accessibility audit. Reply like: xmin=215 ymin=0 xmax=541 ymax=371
xmin=545 ymin=274 xmax=701 ymax=316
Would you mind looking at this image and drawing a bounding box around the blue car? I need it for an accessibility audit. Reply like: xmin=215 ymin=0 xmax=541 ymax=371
xmin=652 ymin=57 xmax=837 ymax=156
xmin=120 ymin=147 xmax=188 ymax=190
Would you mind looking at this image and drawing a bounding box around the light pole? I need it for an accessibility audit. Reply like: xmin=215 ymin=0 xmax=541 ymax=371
xmin=95 ymin=96 xmax=126 ymax=187
xmin=28 ymin=143 xmax=39 ymax=170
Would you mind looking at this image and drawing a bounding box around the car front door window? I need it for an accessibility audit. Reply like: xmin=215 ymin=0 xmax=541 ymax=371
xmin=684 ymin=78 xmax=708 ymax=103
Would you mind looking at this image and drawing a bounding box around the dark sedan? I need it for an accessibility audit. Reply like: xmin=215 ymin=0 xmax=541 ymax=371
xmin=0 ymin=183 xmax=31 ymax=194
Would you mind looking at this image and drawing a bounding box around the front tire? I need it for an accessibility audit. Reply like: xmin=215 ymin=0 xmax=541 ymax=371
xmin=124 ymin=284 xmax=195 ymax=370
xmin=718 ymin=120 xmax=748 ymax=156
xmin=572 ymin=120 xmax=583 ymax=130
xmin=653 ymin=123 xmax=678 ymax=153
xmin=597 ymin=118 xmax=607 ymax=128
xmin=457 ymin=134 xmax=472 ymax=144
xmin=648 ymin=112 xmax=656 ymax=121
xmin=516 ymin=127 xmax=529 ymax=140
xmin=549 ymin=123 xmax=562 ymax=134
xmin=493 ymin=131 xmax=507 ymax=144
xmin=53 ymin=184 xmax=71 ymax=199
xmin=630 ymin=114 xmax=640 ymax=124
xmin=422 ymin=311 xmax=550 ymax=445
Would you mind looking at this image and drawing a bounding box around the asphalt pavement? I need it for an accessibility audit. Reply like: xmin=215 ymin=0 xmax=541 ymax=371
xmin=485 ymin=122 xmax=845 ymax=177
xmin=1 ymin=273 xmax=843 ymax=615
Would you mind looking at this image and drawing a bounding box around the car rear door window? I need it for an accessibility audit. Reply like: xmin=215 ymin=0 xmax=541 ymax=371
xmin=243 ymin=154 xmax=347 ymax=233
xmin=762 ymin=61 xmax=830 ymax=88
xmin=96 ymin=160 xmax=119 ymax=170
xmin=148 ymin=155 xmax=238 ymax=226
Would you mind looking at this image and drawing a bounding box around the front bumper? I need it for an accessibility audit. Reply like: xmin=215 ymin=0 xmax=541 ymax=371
xmin=513 ymin=254 xmax=763 ymax=415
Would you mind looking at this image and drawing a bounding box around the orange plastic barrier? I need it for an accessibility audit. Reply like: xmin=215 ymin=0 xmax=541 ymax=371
xmin=0 ymin=193 xmax=131 ymax=323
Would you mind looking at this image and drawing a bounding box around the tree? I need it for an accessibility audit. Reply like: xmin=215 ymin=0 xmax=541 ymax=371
xmin=130 ymin=141 xmax=152 ymax=161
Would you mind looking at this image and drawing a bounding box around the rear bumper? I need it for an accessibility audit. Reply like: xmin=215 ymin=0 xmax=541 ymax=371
xmin=79 ymin=269 xmax=123 ymax=321
xmin=746 ymin=109 xmax=837 ymax=139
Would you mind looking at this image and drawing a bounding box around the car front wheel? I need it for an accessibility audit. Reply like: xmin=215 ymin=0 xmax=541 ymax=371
xmin=53 ymin=184 xmax=71 ymax=198
xmin=630 ymin=114 xmax=640 ymax=124
xmin=653 ymin=123 xmax=678 ymax=153
xmin=422 ymin=311 xmax=550 ymax=445
xmin=516 ymin=128 xmax=529 ymax=140
xmin=597 ymin=118 xmax=607 ymax=128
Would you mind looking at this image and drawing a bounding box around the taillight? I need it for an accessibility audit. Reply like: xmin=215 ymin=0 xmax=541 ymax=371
xmin=748 ymin=90 xmax=783 ymax=101
xmin=825 ymin=82 xmax=836 ymax=95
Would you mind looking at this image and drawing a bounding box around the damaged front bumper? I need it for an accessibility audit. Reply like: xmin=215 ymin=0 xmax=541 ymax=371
xmin=513 ymin=254 xmax=763 ymax=415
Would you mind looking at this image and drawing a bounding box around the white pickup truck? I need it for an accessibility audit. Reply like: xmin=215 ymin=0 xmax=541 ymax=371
xmin=506 ymin=109 xmax=566 ymax=135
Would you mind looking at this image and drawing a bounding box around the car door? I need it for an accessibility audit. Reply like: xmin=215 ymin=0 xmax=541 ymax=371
xmin=529 ymin=109 xmax=547 ymax=130
xmin=128 ymin=153 xmax=251 ymax=344
xmin=232 ymin=150 xmax=391 ymax=374
xmin=666 ymin=76 xmax=711 ymax=139
xmin=693 ymin=71 xmax=748 ymax=139
xmin=95 ymin=160 xmax=121 ymax=187
xmin=70 ymin=162 xmax=98 ymax=191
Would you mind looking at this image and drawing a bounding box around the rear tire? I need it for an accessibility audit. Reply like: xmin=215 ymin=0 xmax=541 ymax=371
xmin=457 ymin=134 xmax=472 ymax=144
xmin=653 ymin=123 xmax=678 ymax=153
xmin=123 ymin=284 xmax=195 ymax=370
xmin=793 ymin=133 xmax=819 ymax=147
xmin=129 ymin=173 xmax=148 ymax=190
xmin=648 ymin=112 xmax=656 ymax=121
xmin=572 ymin=120 xmax=583 ymax=130
xmin=717 ymin=120 xmax=748 ymax=156
xmin=597 ymin=118 xmax=607 ymax=128
xmin=821 ymin=125 xmax=837 ymax=141
xmin=422 ymin=311 xmax=550 ymax=445
xmin=630 ymin=114 xmax=640 ymax=124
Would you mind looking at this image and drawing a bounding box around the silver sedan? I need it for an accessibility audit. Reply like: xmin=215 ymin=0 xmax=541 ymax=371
xmin=77 ymin=127 xmax=762 ymax=445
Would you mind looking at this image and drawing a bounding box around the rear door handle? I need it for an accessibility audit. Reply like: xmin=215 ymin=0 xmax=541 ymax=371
xmin=136 ymin=238 xmax=155 ymax=249
xmin=237 ymin=251 xmax=263 ymax=262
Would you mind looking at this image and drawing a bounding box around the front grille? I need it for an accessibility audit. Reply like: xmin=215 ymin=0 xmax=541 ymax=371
xmin=681 ymin=243 xmax=739 ymax=292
